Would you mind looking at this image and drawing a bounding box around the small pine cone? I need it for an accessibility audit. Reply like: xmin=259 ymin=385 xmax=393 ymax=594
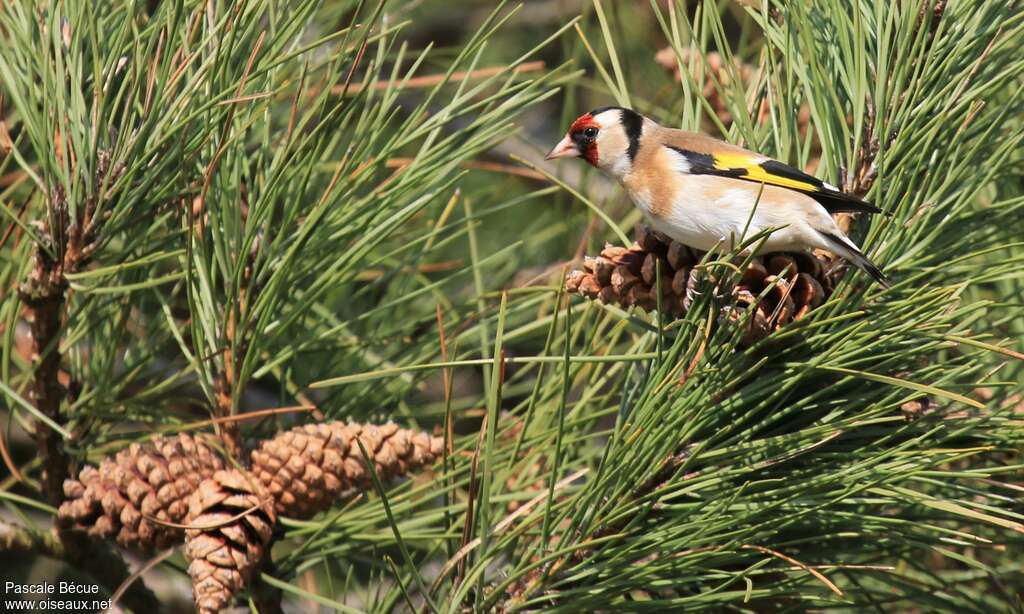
xmin=611 ymin=265 xmax=641 ymax=295
xmin=767 ymin=254 xmax=798 ymax=282
xmin=763 ymin=275 xmax=796 ymax=326
xmin=740 ymin=258 xmax=769 ymax=291
xmin=606 ymin=244 xmax=645 ymax=276
xmin=565 ymin=226 xmax=835 ymax=345
xmin=792 ymin=272 xmax=826 ymax=319
xmin=565 ymin=269 xmax=585 ymax=293
xmin=249 ymin=421 xmax=444 ymax=519
xmin=57 ymin=433 xmax=225 ymax=551
xmin=635 ymin=225 xmax=671 ymax=254
xmin=666 ymin=241 xmax=696 ymax=269
xmin=641 ymin=252 xmax=669 ymax=287
xmin=185 ymin=469 xmax=276 ymax=614
xmin=722 ymin=299 xmax=771 ymax=346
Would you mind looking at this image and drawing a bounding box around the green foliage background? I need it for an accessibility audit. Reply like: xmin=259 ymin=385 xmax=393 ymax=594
xmin=1 ymin=0 xmax=1022 ymax=611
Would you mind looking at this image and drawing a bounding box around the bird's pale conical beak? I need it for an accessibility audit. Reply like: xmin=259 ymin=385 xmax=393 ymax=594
xmin=545 ymin=135 xmax=579 ymax=160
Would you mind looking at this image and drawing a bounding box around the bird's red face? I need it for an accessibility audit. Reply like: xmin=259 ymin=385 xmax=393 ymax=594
xmin=546 ymin=113 xmax=601 ymax=166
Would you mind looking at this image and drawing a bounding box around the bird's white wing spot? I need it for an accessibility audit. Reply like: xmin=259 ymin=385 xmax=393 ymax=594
xmin=662 ymin=146 xmax=692 ymax=174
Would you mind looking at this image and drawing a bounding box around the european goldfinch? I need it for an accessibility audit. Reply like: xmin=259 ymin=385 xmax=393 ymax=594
xmin=546 ymin=106 xmax=889 ymax=287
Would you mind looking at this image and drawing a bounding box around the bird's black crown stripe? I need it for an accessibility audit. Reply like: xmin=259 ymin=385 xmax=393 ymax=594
xmin=619 ymin=109 xmax=643 ymax=161
xmin=588 ymin=106 xmax=644 ymax=161
xmin=666 ymin=146 xmax=746 ymax=178
xmin=587 ymin=105 xmax=623 ymax=117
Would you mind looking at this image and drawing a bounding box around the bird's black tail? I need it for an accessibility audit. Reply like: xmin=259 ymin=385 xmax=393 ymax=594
xmin=819 ymin=232 xmax=891 ymax=288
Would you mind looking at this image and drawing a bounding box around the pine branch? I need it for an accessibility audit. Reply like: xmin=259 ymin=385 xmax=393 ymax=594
xmin=0 ymin=520 xmax=160 ymax=612
xmin=17 ymin=236 xmax=69 ymax=504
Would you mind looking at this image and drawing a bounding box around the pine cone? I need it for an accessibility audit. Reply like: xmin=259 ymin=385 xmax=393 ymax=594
xmin=249 ymin=421 xmax=444 ymax=519
xmin=57 ymin=433 xmax=225 ymax=551
xmin=184 ymin=469 xmax=276 ymax=614
xmin=566 ymin=226 xmax=835 ymax=345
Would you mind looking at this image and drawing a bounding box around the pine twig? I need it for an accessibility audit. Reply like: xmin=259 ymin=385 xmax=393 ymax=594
xmin=0 ymin=520 xmax=160 ymax=612
xmin=15 ymin=152 xmax=123 ymax=504
xmin=18 ymin=224 xmax=71 ymax=505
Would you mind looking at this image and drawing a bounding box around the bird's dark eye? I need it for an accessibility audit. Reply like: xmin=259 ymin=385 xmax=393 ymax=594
xmin=583 ymin=127 xmax=598 ymax=138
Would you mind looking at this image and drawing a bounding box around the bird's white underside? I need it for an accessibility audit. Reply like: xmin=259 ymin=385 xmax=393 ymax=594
xmin=627 ymin=172 xmax=848 ymax=256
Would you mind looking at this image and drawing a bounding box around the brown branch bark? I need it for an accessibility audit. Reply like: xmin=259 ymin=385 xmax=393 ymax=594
xmin=211 ymin=184 xmax=253 ymax=461
xmin=213 ymin=370 xmax=243 ymax=460
xmin=212 ymin=255 xmax=251 ymax=461
xmin=0 ymin=520 xmax=160 ymax=612
xmin=251 ymin=560 xmax=284 ymax=614
xmin=18 ymin=234 xmax=70 ymax=505
xmin=17 ymin=154 xmax=119 ymax=504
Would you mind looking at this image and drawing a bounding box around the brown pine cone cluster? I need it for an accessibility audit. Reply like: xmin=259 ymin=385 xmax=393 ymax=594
xmin=249 ymin=421 xmax=444 ymax=519
xmin=57 ymin=433 xmax=225 ymax=551
xmin=565 ymin=226 xmax=836 ymax=345
xmin=56 ymin=421 xmax=443 ymax=612
xmin=185 ymin=469 xmax=276 ymax=614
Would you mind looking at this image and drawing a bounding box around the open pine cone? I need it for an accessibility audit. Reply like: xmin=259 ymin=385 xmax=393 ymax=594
xmin=184 ymin=469 xmax=276 ymax=614
xmin=55 ymin=421 xmax=444 ymax=612
xmin=249 ymin=421 xmax=444 ymax=519
xmin=566 ymin=226 xmax=836 ymax=345
xmin=57 ymin=433 xmax=225 ymax=551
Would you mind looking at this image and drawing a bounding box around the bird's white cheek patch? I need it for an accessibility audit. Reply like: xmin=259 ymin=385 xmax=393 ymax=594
xmin=607 ymin=155 xmax=632 ymax=177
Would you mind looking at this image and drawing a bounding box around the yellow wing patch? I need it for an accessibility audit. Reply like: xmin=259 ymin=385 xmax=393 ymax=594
xmin=712 ymin=152 xmax=820 ymax=193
